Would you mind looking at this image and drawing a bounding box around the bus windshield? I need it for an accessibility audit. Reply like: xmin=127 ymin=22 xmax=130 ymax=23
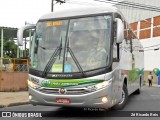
xmin=31 ymin=15 xmax=112 ymax=73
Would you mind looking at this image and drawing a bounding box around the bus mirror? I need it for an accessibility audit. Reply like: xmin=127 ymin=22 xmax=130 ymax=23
xmin=17 ymin=24 xmax=36 ymax=46
xmin=115 ymin=18 xmax=124 ymax=44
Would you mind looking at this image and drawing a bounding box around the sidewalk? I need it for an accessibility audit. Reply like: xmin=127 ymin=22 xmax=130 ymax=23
xmin=151 ymin=84 xmax=160 ymax=87
xmin=0 ymin=91 xmax=29 ymax=108
xmin=0 ymin=84 xmax=159 ymax=108
xmin=144 ymin=83 xmax=160 ymax=88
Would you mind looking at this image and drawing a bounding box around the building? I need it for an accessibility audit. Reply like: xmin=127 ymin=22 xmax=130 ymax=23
xmin=114 ymin=0 xmax=160 ymax=85
xmin=129 ymin=15 xmax=160 ymax=85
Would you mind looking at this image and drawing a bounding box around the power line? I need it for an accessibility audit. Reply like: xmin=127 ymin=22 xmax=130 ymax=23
xmin=60 ymin=0 xmax=160 ymax=50
xmin=143 ymin=44 xmax=160 ymax=49
xmin=64 ymin=0 xmax=160 ymax=12
xmin=65 ymin=0 xmax=160 ymax=13
xmin=66 ymin=0 xmax=110 ymax=6
xmin=116 ymin=0 xmax=160 ymax=10
xmin=94 ymin=0 xmax=160 ymax=12
xmin=65 ymin=1 xmax=98 ymax=6
xmin=103 ymin=0 xmax=160 ymax=11
xmin=66 ymin=1 xmax=160 ymax=33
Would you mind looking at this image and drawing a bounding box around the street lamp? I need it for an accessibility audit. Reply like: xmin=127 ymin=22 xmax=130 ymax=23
xmin=51 ymin=0 xmax=66 ymax=12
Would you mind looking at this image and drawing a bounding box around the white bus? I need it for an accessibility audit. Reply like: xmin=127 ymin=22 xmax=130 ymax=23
xmin=17 ymin=6 xmax=144 ymax=110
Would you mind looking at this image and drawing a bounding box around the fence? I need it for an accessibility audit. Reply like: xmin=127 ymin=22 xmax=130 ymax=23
xmin=0 ymin=58 xmax=29 ymax=72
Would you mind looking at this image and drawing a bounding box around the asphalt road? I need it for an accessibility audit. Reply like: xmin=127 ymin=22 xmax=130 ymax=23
xmin=0 ymin=86 xmax=160 ymax=120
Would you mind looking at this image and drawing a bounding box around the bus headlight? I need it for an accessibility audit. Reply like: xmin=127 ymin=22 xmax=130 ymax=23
xmin=29 ymin=76 xmax=39 ymax=84
xmin=87 ymin=79 xmax=112 ymax=91
xmin=27 ymin=80 xmax=40 ymax=89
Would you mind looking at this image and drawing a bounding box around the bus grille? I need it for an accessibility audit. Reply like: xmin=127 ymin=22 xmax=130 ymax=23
xmin=37 ymin=87 xmax=92 ymax=95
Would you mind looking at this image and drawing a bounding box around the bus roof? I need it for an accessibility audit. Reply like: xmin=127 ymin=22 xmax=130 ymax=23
xmin=39 ymin=6 xmax=120 ymax=20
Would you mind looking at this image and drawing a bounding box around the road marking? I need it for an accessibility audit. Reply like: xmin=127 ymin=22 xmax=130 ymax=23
xmin=151 ymin=95 xmax=160 ymax=97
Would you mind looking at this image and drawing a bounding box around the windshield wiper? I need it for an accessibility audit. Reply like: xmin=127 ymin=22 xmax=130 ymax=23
xmin=66 ymin=39 xmax=69 ymax=61
xmin=66 ymin=38 xmax=86 ymax=77
xmin=59 ymin=37 xmax=62 ymax=60
xmin=42 ymin=47 xmax=60 ymax=77
xmin=42 ymin=37 xmax=86 ymax=77
xmin=42 ymin=39 xmax=63 ymax=77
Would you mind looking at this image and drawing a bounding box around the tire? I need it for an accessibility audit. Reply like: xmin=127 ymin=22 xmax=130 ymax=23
xmin=140 ymin=76 xmax=142 ymax=88
xmin=113 ymin=84 xmax=128 ymax=110
xmin=134 ymin=78 xmax=141 ymax=95
xmin=134 ymin=88 xmax=141 ymax=94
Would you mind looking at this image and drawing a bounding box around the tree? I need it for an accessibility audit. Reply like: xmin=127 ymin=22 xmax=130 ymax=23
xmin=0 ymin=39 xmax=17 ymax=58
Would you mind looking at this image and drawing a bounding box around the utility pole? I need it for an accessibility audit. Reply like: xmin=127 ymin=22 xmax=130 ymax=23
xmin=1 ymin=28 xmax=3 ymax=59
xmin=51 ymin=0 xmax=66 ymax=12
xmin=51 ymin=0 xmax=54 ymax=12
xmin=24 ymin=21 xmax=28 ymax=58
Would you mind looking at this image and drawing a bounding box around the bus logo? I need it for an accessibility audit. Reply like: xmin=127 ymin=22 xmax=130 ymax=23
xmin=59 ymin=88 xmax=66 ymax=94
xmin=42 ymin=80 xmax=50 ymax=87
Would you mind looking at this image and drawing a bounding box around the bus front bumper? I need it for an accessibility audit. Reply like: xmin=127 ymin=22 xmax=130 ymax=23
xmin=28 ymin=85 xmax=114 ymax=109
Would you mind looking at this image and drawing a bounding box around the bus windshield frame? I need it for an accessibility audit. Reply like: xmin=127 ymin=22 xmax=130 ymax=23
xmin=30 ymin=14 xmax=113 ymax=77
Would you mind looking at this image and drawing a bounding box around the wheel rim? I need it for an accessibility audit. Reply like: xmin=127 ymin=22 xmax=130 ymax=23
xmin=118 ymin=90 xmax=125 ymax=105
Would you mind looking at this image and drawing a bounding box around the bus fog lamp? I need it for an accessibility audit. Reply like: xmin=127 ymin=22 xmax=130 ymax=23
xmin=29 ymin=95 xmax=32 ymax=100
xmin=102 ymin=97 xmax=108 ymax=103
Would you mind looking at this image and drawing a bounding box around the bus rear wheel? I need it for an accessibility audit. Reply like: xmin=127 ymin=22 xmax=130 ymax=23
xmin=113 ymin=84 xmax=128 ymax=110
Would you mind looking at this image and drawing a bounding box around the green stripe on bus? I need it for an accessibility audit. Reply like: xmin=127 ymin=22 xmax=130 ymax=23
xmin=41 ymin=79 xmax=104 ymax=88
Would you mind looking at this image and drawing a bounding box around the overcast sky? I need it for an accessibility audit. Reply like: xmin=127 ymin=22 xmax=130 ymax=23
xmin=0 ymin=0 xmax=112 ymax=28
xmin=1 ymin=0 xmax=160 ymax=70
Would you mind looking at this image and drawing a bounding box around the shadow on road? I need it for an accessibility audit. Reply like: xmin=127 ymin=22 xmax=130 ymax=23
xmin=43 ymin=107 xmax=120 ymax=117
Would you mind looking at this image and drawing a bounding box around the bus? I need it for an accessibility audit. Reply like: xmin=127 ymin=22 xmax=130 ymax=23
xmin=17 ymin=6 xmax=144 ymax=110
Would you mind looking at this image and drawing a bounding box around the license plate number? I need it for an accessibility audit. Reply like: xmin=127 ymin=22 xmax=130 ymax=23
xmin=56 ymin=98 xmax=70 ymax=104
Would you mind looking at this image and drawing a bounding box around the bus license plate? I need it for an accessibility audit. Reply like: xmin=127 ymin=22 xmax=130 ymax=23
xmin=56 ymin=98 xmax=70 ymax=104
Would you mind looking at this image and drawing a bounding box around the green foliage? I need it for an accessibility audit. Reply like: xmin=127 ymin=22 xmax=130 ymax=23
xmin=153 ymin=68 xmax=160 ymax=76
xmin=128 ymin=68 xmax=140 ymax=83
xmin=0 ymin=39 xmax=17 ymax=58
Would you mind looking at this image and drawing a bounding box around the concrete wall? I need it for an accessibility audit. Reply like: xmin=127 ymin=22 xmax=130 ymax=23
xmin=139 ymin=37 xmax=160 ymax=71
xmin=0 ymin=72 xmax=28 ymax=91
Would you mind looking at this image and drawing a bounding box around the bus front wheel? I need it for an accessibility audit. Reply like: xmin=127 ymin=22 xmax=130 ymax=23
xmin=113 ymin=84 xmax=128 ymax=110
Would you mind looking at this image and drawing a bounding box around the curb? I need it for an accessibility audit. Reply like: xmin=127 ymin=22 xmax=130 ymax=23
xmin=144 ymin=84 xmax=160 ymax=88
xmin=0 ymin=101 xmax=30 ymax=108
xmin=0 ymin=105 xmax=5 ymax=108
